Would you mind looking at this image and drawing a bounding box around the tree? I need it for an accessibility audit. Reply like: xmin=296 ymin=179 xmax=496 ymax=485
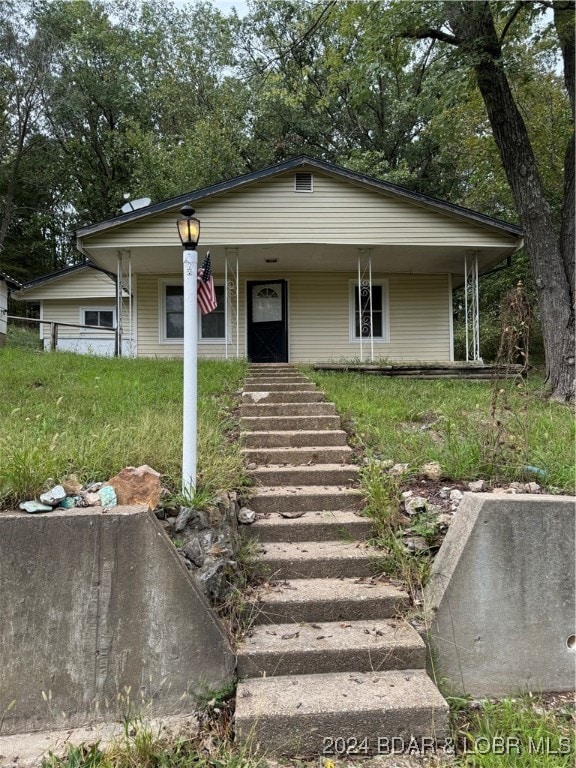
xmin=397 ymin=0 xmax=574 ymax=401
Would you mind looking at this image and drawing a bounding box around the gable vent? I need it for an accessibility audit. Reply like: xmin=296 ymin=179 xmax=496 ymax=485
xmin=294 ymin=172 xmax=313 ymax=192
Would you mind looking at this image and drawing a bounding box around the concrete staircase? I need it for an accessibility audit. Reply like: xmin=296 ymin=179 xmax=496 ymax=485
xmin=234 ymin=364 xmax=448 ymax=756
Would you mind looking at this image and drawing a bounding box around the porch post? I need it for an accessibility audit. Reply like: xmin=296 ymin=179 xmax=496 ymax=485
xmin=224 ymin=258 xmax=228 ymax=359
xmin=357 ymin=254 xmax=363 ymax=362
xmin=115 ymin=252 xmax=122 ymax=357
xmin=464 ymin=250 xmax=481 ymax=362
xmin=368 ymin=252 xmax=374 ymax=363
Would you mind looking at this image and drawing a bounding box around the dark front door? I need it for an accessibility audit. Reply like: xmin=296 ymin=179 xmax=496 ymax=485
xmin=247 ymin=280 xmax=288 ymax=362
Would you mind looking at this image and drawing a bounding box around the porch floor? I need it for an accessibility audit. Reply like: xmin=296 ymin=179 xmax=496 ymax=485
xmin=310 ymin=362 xmax=526 ymax=380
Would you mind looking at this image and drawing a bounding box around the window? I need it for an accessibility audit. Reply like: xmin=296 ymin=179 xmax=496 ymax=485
xmin=160 ymin=281 xmax=226 ymax=343
xmin=201 ymin=285 xmax=225 ymax=339
xmin=349 ymin=281 xmax=389 ymax=342
xmin=83 ymin=308 xmax=115 ymax=328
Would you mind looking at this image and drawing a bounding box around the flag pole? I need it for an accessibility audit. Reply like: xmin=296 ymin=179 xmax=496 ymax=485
xmin=182 ymin=246 xmax=198 ymax=495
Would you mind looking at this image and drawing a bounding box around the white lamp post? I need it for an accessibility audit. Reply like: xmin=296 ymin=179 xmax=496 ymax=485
xmin=177 ymin=205 xmax=201 ymax=495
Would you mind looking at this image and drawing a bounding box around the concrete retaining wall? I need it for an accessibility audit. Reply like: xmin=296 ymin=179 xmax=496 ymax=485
xmin=0 ymin=506 xmax=235 ymax=735
xmin=424 ymin=493 xmax=575 ymax=697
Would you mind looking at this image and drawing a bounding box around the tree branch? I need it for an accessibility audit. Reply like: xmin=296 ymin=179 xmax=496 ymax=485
xmin=400 ymin=27 xmax=460 ymax=46
xmin=499 ymin=1 xmax=527 ymax=42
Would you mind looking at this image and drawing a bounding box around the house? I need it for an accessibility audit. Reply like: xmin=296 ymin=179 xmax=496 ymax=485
xmin=13 ymin=263 xmax=134 ymax=356
xmin=0 ymin=270 xmax=22 ymax=346
xmin=34 ymin=157 xmax=526 ymax=362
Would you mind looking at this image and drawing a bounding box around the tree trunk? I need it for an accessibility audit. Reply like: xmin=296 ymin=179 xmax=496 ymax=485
xmin=445 ymin=1 xmax=575 ymax=401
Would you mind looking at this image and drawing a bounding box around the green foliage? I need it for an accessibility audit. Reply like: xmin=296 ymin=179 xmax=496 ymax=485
xmin=0 ymin=350 xmax=248 ymax=509
xmin=307 ymin=369 xmax=575 ymax=492
xmin=456 ymin=696 xmax=575 ymax=768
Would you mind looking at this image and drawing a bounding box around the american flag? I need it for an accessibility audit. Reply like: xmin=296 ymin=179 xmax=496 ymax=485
xmin=197 ymin=251 xmax=217 ymax=315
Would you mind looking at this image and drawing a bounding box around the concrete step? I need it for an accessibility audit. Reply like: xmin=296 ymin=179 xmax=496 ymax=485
xmin=243 ymin=382 xmax=317 ymax=392
xmin=242 ymin=391 xmax=325 ymax=404
xmin=245 ymin=375 xmax=310 ymax=382
xmin=242 ymin=577 xmax=409 ymax=625
xmin=241 ymin=509 xmax=371 ymax=543
xmin=235 ymin=669 xmax=450 ymax=755
xmin=242 ymin=445 xmax=353 ymax=465
xmin=255 ymin=540 xmax=378 ymax=579
xmin=241 ymin=430 xmax=349 ymax=449
xmin=240 ymin=402 xmax=336 ymax=417
xmin=250 ymin=464 xmax=359 ymax=487
xmin=248 ymin=486 xmax=363 ymax=514
xmin=241 ymin=415 xmax=341 ymax=431
xmin=237 ymin=618 xmax=426 ymax=678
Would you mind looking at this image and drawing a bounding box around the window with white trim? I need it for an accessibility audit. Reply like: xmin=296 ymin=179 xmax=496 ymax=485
xmin=160 ymin=281 xmax=226 ymax=342
xmin=349 ymin=281 xmax=389 ymax=341
xmin=82 ymin=308 xmax=115 ymax=328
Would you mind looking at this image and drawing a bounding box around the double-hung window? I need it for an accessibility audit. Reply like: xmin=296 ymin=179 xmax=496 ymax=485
xmin=161 ymin=281 xmax=226 ymax=342
xmin=349 ymin=281 xmax=389 ymax=342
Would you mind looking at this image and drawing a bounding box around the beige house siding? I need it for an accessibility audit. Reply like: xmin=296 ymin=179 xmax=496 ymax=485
xmin=40 ymin=299 xmax=117 ymax=341
xmin=137 ymin=272 xmax=450 ymax=362
xmin=22 ymin=268 xmax=115 ymax=301
xmin=88 ymin=172 xmax=515 ymax=250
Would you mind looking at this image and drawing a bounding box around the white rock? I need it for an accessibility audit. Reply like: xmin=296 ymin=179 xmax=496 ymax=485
xmin=449 ymin=489 xmax=464 ymax=503
xmin=237 ymin=507 xmax=256 ymax=525
xmin=39 ymin=485 xmax=66 ymax=506
xmin=405 ymin=496 xmax=428 ymax=515
xmin=421 ymin=461 xmax=442 ymax=481
xmin=468 ymin=480 xmax=486 ymax=492
xmin=526 ymin=482 xmax=541 ymax=493
xmin=401 ymin=490 xmax=413 ymax=500
xmin=389 ymin=463 xmax=410 ymax=476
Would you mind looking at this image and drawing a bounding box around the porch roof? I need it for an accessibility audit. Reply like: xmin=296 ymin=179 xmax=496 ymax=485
xmin=76 ymin=156 xmax=523 ymax=281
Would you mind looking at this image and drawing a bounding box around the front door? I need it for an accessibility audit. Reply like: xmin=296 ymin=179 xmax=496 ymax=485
xmin=247 ymin=280 xmax=288 ymax=362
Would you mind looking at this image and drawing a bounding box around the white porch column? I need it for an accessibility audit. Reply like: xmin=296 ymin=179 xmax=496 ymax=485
xmin=464 ymin=250 xmax=482 ymax=362
xmin=225 ymin=248 xmax=239 ymax=359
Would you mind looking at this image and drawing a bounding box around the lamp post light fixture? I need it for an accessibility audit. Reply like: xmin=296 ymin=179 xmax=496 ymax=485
xmin=177 ymin=205 xmax=201 ymax=495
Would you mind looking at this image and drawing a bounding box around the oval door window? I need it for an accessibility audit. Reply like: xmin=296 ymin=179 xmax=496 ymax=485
xmin=252 ymin=284 xmax=282 ymax=322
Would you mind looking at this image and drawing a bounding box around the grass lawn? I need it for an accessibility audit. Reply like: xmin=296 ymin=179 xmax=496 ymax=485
xmin=305 ymin=369 xmax=575 ymax=493
xmin=0 ymin=348 xmax=248 ymax=510
xmin=1 ymin=348 xmax=573 ymax=766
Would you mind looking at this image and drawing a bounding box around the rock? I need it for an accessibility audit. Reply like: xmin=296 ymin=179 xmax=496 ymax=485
xmin=404 ymin=536 xmax=428 ymax=552
xmin=80 ymin=492 xmax=101 ymax=507
xmin=437 ymin=513 xmax=453 ymax=529
xmin=510 ymin=481 xmax=527 ymax=492
xmin=208 ymin=507 xmax=223 ymax=526
xmin=105 ymin=464 xmax=162 ymax=510
xmin=58 ymin=495 xmax=82 ymax=509
xmin=421 ymin=461 xmax=442 ymax=481
xmin=389 ymin=463 xmax=409 ymax=476
xmin=246 ymin=462 xmax=257 ymax=471
xmin=19 ymin=500 xmax=53 ymax=514
xmin=61 ymin=475 xmax=83 ymax=495
xmin=198 ymin=559 xmax=227 ymax=601
xmin=439 ymin=486 xmax=452 ymax=499
xmin=182 ymin=539 xmax=205 ymax=567
xmin=84 ymin=482 xmax=103 ymax=493
xmin=405 ymin=496 xmax=428 ymax=515
xmin=401 ymin=490 xmax=413 ymax=500
xmin=526 ymin=482 xmax=541 ymax=493
xmin=237 ymin=507 xmax=256 ymax=524
xmin=174 ymin=506 xmax=195 ymax=532
xmin=39 ymin=485 xmax=66 ymax=506
xmin=98 ymin=485 xmax=117 ymax=509
xmin=279 ymin=510 xmax=306 ymax=518
xmin=449 ymin=489 xmax=464 ymax=503
xmin=468 ymin=480 xmax=486 ymax=492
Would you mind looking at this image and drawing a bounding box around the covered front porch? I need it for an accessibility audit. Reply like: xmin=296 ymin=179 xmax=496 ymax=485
xmin=76 ymin=156 xmax=523 ymax=363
